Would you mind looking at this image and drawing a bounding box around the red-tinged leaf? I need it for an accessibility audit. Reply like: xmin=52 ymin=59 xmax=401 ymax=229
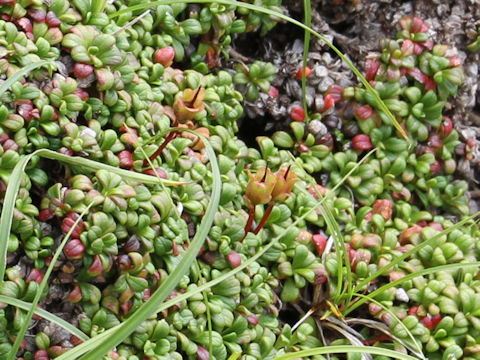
xmin=411 ymin=16 xmax=427 ymax=33
xmin=28 ymin=9 xmax=46 ymax=22
xmin=64 ymin=239 xmax=85 ymax=259
xmin=352 ymin=134 xmax=373 ymax=151
xmin=295 ymin=66 xmax=312 ymax=79
xmin=226 ymin=250 xmax=242 ymax=268
xmin=290 ymin=105 xmax=305 ymax=121
xmin=268 ymin=85 xmax=279 ymax=98
xmin=117 ymin=150 xmax=133 ymax=169
xmin=327 ymin=84 xmax=345 ymax=102
xmin=439 ymin=116 xmax=453 ymax=137
xmin=27 ymin=268 xmax=44 ymax=284
xmin=430 ymin=160 xmax=441 ymax=173
xmin=312 ymin=234 xmax=327 ymax=255
xmin=448 ymin=56 xmax=462 ymax=67
xmin=15 ymin=18 xmax=32 ymax=34
xmin=153 ymin=46 xmax=175 ymax=67
xmin=355 ymin=104 xmax=373 ymax=120
xmin=73 ymin=63 xmax=94 ymax=79
xmin=407 ymin=68 xmax=426 ymax=83
xmin=321 ymin=94 xmax=336 ymax=112
xmin=372 ymin=199 xmax=393 ymax=221
xmin=365 ymin=58 xmax=380 ymax=81
xmin=45 ymin=11 xmax=61 ymax=27
xmin=424 ymin=75 xmax=436 ymax=91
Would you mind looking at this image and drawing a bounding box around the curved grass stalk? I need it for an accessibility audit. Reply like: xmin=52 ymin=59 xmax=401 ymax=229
xmin=8 ymin=204 xmax=93 ymax=360
xmin=344 ymin=261 xmax=480 ymax=317
xmin=345 ymin=211 xmax=480 ymax=312
xmin=52 ymin=159 xmax=336 ymax=359
xmin=38 ymin=149 xmax=183 ymax=186
xmin=70 ymin=130 xmax=221 ymax=360
xmin=291 ymin=148 xmax=377 ymax=304
xmin=0 ymin=295 xmax=88 ymax=341
xmin=0 ymin=60 xmax=55 ymax=96
xmin=302 ymin=0 xmax=312 ymax=114
xmin=350 ymin=293 xmax=425 ymax=358
xmin=110 ymin=0 xmax=409 ymax=142
xmin=272 ymin=345 xmax=419 ymax=360
xmin=138 ymin=138 xmax=215 ymax=356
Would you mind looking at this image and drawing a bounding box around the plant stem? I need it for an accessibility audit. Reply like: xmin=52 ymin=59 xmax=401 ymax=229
xmin=241 ymin=206 xmax=256 ymax=241
xmin=143 ymin=120 xmax=178 ymax=167
xmin=253 ymin=203 xmax=274 ymax=235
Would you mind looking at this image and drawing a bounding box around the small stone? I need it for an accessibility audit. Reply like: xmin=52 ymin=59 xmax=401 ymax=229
xmin=395 ymin=288 xmax=409 ymax=302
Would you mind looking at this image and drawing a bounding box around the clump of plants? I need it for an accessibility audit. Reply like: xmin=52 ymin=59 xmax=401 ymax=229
xmin=0 ymin=1 xmax=477 ymax=360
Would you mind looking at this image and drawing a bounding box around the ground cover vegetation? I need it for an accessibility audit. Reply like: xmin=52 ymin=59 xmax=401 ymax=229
xmin=0 ymin=0 xmax=478 ymax=359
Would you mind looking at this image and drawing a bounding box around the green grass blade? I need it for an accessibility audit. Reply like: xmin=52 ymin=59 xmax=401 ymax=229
xmin=302 ymin=0 xmax=312 ymax=114
xmin=0 ymin=61 xmax=54 ymax=97
xmin=38 ymin=149 xmax=183 ymax=186
xmin=345 ymin=261 xmax=480 ymax=316
xmin=110 ymin=0 xmax=408 ymax=141
xmin=291 ymin=148 xmax=376 ymax=302
xmin=351 ymin=293 xmax=424 ymax=358
xmin=0 ymin=154 xmax=35 ymax=282
xmin=8 ymin=204 xmax=92 ymax=360
xmin=273 ymin=345 xmax=419 ymax=360
xmin=57 ymin=162 xmax=332 ymax=359
xmin=318 ymin=200 xmax=353 ymax=302
xmin=346 ymin=211 xmax=480 ymax=308
xmin=74 ymin=131 xmax=221 ymax=359
xmin=0 ymin=295 xmax=88 ymax=341
xmin=138 ymin=137 xmax=214 ymax=356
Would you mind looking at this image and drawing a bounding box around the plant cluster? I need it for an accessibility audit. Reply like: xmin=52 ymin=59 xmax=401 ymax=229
xmin=0 ymin=1 xmax=477 ymax=360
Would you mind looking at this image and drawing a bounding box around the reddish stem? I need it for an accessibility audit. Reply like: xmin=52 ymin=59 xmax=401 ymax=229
xmin=241 ymin=206 xmax=256 ymax=242
xmin=253 ymin=203 xmax=274 ymax=235
xmin=143 ymin=120 xmax=178 ymax=167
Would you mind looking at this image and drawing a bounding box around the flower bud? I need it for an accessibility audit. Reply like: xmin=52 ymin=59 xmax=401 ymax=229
xmin=244 ymin=167 xmax=277 ymax=208
xmin=172 ymin=88 xmax=205 ymax=123
xmin=271 ymin=165 xmax=297 ymax=202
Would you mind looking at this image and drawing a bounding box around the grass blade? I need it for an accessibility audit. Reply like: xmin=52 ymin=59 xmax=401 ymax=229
xmin=110 ymin=0 xmax=408 ymax=141
xmin=273 ymin=345 xmax=419 ymax=360
xmin=38 ymin=149 xmax=183 ymax=186
xmin=351 ymin=293 xmax=424 ymax=358
xmin=0 ymin=61 xmax=54 ymax=96
xmin=346 ymin=211 xmax=480 ymax=309
xmin=0 ymin=295 xmax=88 ymax=341
xmin=0 ymin=154 xmax=35 ymax=282
xmin=345 ymin=261 xmax=480 ymax=316
xmin=54 ymin=159 xmax=333 ymax=359
xmin=302 ymin=0 xmax=312 ymax=114
xmin=74 ymin=130 xmax=221 ymax=359
xmin=8 ymin=204 xmax=92 ymax=360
